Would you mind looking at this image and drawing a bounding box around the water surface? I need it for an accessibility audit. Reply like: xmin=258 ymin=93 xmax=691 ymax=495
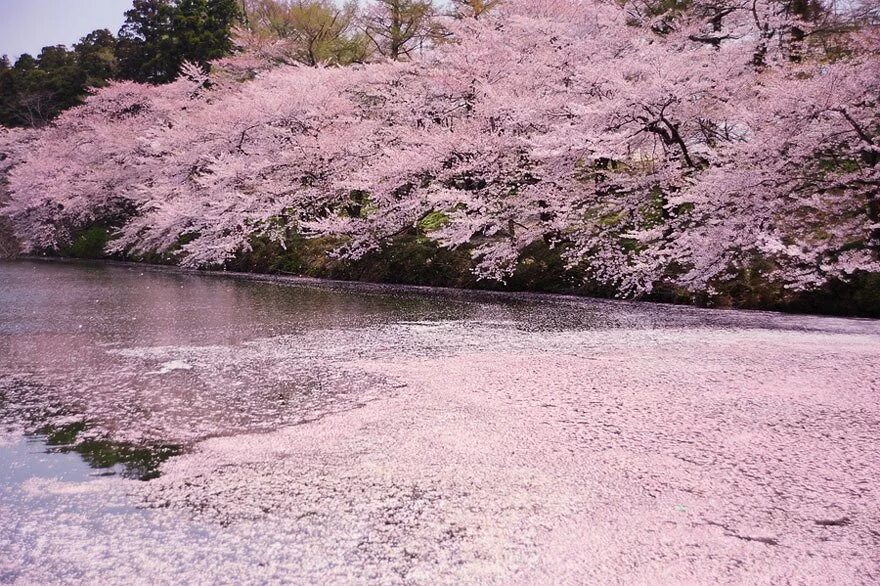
xmin=1 ymin=259 xmax=878 ymax=584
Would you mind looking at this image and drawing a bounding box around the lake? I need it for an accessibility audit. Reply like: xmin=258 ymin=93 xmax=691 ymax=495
xmin=1 ymin=259 xmax=878 ymax=584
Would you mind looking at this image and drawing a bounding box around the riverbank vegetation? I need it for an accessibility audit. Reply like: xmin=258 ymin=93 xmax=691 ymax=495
xmin=1 ymin=0 xmax=878 ymax=315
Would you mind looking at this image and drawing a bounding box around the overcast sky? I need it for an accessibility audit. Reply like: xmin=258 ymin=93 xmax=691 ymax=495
xmin=0 ymin=0 xmax=132 ymax=60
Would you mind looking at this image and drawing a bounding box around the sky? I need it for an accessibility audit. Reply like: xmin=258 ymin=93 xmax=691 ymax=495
xmin=0 ymin=0 xmax=132 ymax=60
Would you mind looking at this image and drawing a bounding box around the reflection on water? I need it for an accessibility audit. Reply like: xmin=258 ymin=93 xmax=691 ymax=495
xmin=1 ymin=433 xmax=120 ymax=488
xmin=0 ymin=379 xmax=181 ymax=480
xmin=37 ymin=421 xmax=182 ymax=480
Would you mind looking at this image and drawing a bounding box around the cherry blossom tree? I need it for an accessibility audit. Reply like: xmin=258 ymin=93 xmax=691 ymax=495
xmin=2 ymin=65 xmax=210 ymax=252
xmin=2 ymin=0 xmax=877 ymax=299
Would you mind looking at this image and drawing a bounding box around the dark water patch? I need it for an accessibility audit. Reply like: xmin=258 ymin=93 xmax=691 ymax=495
xmin=36 ymin=420 xmax=183 ymax=481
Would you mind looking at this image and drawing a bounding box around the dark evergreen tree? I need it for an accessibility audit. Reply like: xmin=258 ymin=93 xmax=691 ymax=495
xmin=117 ymin=0 xmax=241 ymax=83
xmin=117 ymin=0 xmax=178 ymax=83
xmin=174 ymin=0 xmax=242 ymax=65
xmin=74 ymin=29 xmax=119 ymax=83
xmin=0 ymin=33 xmax=120 ymax=128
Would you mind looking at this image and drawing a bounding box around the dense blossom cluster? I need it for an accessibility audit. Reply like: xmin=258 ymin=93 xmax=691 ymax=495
xmin=1 ymin=0 xmax=878 ymax=296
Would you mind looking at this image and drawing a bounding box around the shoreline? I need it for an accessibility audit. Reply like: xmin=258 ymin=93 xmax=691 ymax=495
xmin=7 ymin=254 xmax=880 ymax=323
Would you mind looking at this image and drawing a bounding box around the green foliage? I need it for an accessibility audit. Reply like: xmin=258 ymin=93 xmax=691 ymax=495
xmin=0 ymin=0 xmax=243 ymax=127
xmin=342 ymin=190 xmax=377 ymax=218
xmin=0 ymin=211 xmax=19 ymax=258
xmin=818 ymin=157 xmax=862 ymax=174
xmin=694 ymin=259 xmax=880 ymax=318
xmin=596 ymin=210 xmax=622 ymax=226
xmin=0 ymin=36 xmax=117 ymax=128
xmin=505 ymin=240 xmax=585 ymax=292
xmin=417 ymin=210 xmax=449 ymax=231
xmin=244 ymin=0 xmax=371 ymax=66
xmin=175 ymin=0 xmax=242 ymax=64
xmin=702 ymin=257 xmax=790 ymax=309
xmin=0 ymin=28 xmax=120 ymax=128
xmin=640 ymin=186 xmax=666 ymax=227
xmin=227 ymin=232 xmax=346 ymax=276
xmin=75 ymin=29 xmax=120 ymax=83
xmin=781 ymin=272 xmax=880 ymax=318
xmin=66 ymin=226 xmax=111 ymax=258
xmin=345 ymin=230 xmax=478 ymax=287
xmin=116 ymin=0 xmax=178 ymax=83
xmin=40 ymin=420 xmax=89 ymax=445
xmin=118 ymin=0 xmax=242 ymax=83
